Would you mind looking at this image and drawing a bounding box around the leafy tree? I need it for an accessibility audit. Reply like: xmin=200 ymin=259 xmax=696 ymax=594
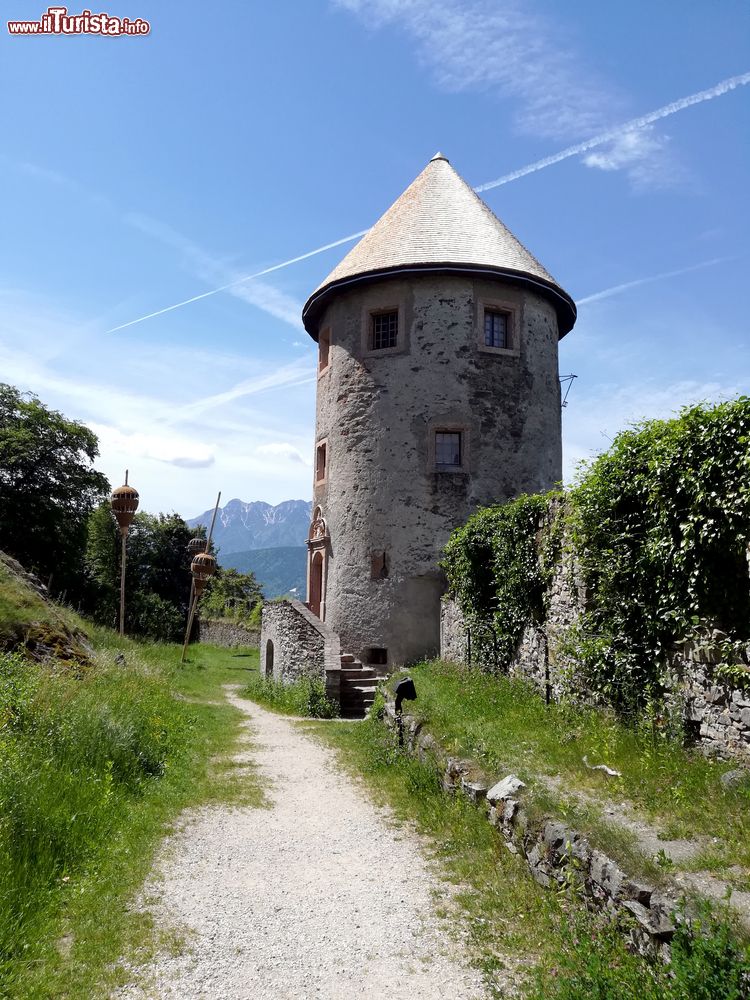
xmin=85 ymin=506 xmax=203 ymax=641
xmin=201 ymin=567 xmax=264 ymax=622
xmin=0 ymin=384 xmax=109 ymax=596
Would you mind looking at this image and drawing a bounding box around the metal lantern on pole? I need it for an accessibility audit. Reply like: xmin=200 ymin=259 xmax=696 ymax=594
xmin=181 ymin=491 xmax=221 ymax=663
xmin=110 ymin=470 xmax=139 ymax=636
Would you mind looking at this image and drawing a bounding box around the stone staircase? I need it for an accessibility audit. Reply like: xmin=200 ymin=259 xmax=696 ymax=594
xmin=339 ymin=653 xmax=386 ymax=718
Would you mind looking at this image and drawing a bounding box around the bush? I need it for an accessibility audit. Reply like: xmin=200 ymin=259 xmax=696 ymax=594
xmin=243 ymin=674 xmax=338 ymax=718
xmin=442 ymin=397 xmax=750 ymax=712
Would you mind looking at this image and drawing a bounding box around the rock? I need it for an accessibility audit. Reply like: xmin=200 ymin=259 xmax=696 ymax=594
xmin=460 ymin=778 xmax=489 ymax=803
xmin=486 ymin=774 xmax=526 ymax=804
xmin=622 ymin=900 xmax=675 ymax=940
xmin=589 ymin=850 xmax=626 ymax=899
xmin=115 ymin=652 xmax=126 ymax=665
xmin=720 ymin=768 xmax=748 ymax=789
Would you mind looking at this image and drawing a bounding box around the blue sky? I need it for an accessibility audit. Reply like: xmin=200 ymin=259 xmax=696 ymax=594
xmin=1 ymin=0 xmax=748 ymax=518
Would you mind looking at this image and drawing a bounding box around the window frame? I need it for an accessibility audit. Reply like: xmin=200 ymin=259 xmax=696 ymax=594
xmin=318 ymin=327 xmax=331 ymax=375
xmin=361 ymin=299 xmax=406 ymax=358
xmin=314 ymin=438 xmax=328 ymax=485
xmin=428 ymin=423 xmax=470 ymax=474
xmin=477 ymin=299 xmax=520 ymax=356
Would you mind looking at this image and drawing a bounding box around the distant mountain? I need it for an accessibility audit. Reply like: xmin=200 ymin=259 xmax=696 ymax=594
xmin=222 ymin=546 xmax=307 ymax=600
xmin=187 ymin=499 xmax=312 ymax=555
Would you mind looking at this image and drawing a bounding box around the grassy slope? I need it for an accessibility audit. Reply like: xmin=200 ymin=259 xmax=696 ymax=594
xmin=0 ymin=568 xmax=262 ymax=1000
xmin=398 ymin=661 xmax=750 ymax=879
xmin=307 ymin=703 xmax=750 ymax=999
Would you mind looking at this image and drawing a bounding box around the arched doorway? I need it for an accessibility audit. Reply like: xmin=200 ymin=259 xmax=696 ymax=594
xmin=309 ymin=551 xmax=324 ymax=618
xmin=265 ymin=639 xmax=274 ymax=678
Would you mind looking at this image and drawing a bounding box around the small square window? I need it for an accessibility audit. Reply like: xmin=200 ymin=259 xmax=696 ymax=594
xmin=365 ymin=647 xmax=388 ymax=666
xmin=316 ymin=442 xmax=327 ymax=482
xmin=319 ymin=329 xmax=330 ymax=373
xmin=371 ymin=310 xmax=398 ymax=351
xmin=435 ymin=431 xmax=462 ymax=468
xmin=485 ymin=310 xmax=508 ymax=349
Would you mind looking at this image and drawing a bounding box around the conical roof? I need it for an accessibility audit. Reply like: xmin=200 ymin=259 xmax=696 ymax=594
xmin=302 ymin=153 xmax=576 ymax=338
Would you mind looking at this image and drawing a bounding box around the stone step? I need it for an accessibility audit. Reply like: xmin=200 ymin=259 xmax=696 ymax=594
xmin=340 ymin=665 xmax=377 ymax=677
xmin=340 ymin=653 xmax=356 ymax=664
xmin=341 ymin=679 xmax=381 ymax=694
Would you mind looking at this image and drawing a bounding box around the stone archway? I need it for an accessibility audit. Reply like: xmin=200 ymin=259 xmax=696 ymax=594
xmin=306 ymin=506 xmax=329 ymax=621
xmin=265 ymin=639 xmax=274 ymax=678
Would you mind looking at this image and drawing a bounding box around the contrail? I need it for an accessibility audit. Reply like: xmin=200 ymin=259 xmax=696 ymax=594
xmin=475 ymin=70 xmax=750 ymax=191
xmin=576 ymin=257 xmax=730 ymax=306
xmin=107 ymin=71 xmax=748 ymax=335
xmin=105 ymin=229 xmax=369 ymax=334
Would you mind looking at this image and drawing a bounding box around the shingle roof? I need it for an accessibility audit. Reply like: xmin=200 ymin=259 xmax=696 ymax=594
xmin=302 ymin=153 xmax=576 ymax=338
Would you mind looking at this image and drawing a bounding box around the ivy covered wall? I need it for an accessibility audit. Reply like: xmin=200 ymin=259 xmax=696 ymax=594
xmin=441 ymin=398 xmax=750 ymax=726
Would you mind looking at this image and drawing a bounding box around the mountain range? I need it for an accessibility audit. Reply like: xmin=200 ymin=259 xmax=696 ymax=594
xmin=187 ymin=499 xmax=312 ymax=599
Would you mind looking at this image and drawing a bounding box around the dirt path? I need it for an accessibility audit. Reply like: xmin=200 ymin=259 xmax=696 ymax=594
xmin=116 ymin=689 xmax=488 ymax=999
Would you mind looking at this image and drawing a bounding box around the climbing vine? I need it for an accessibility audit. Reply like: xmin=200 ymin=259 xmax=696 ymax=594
xmin=442 ymin=492 xmax=556 ymax=670
xmin=442 ymin=397 xmax=750 ymax=712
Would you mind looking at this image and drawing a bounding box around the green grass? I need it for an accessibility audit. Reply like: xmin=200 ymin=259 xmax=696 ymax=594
xmin=398 ymin=661 xmax=750 ymax=874
xmin=0 ymin=630 xmax=262 ymax=1000
xmin=308 ymin=700 xmax=750 ymax=999
xmin=242 ymin=673 xmax=338 ymax=718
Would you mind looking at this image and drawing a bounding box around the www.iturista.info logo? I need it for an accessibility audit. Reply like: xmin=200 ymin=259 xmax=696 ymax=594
xmin=7 ymin=6 xmax=150 ymax=35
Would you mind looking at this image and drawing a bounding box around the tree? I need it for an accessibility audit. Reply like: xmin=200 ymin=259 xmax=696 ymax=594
xmin=85 ymin=505 xmax=203 ymax=641
xmin=201 ymin=567 xmax=264 ymax=621
xmin=0 ymin=384 xmax=109 ymax=596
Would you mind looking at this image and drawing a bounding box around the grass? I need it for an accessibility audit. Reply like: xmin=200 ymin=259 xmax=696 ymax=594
xmin=0 ymin=626 xmax=262 ymax=1000
xmin=242 ymin=673 xmax=338 ymax=718
xmin=308 ymin=698 xmax=750 ymax=999
xmin=396 ymin=661 xmax=750 ymax=874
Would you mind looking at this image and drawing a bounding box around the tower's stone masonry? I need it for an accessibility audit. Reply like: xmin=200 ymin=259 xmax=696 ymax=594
xmin=313 ymin=273 xmax=562 ymax=666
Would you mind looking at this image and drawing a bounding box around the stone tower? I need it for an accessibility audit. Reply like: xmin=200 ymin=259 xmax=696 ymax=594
xmin=301 ymin=154 xmax=576 ymax=669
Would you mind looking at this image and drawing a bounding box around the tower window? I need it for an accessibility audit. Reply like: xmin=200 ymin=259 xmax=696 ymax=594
xmin=371 ymin=310 xmax=398 ymax=351
xmin=371 ymin=550 xmax=389 ymax=580
xmin=315 ymin=441 xmax=327 ymax=482
xmin=478 ymin=300 xmax=518 ymax=354
xmin=435 ymin=431 xmax=462 ymax=468
xmin=484 ymin=310 xmax=508 ymax=349
xmin=319 ymin=328 xmax=330 ymax=373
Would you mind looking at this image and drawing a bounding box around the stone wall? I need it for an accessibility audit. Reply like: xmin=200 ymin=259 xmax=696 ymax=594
xmin=259 ymin=599 xmax=342 ymax=705
xmin=386 ymin=701 xmax=678 ymax=960
xmin=198 ymin=618 xmax=259 ymax=648
xmin=440 ymin=567 xmax=750 ymax=764
xmin=670 ymin=639 xmax=750 ymax=759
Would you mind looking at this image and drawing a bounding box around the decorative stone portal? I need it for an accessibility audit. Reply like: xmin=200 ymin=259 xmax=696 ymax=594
xmin=306 ymin=506 xmax=329 ymax=621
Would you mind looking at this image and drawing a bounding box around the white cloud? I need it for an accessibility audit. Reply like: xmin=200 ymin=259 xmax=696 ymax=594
xmin=125 ymin=213 xmax=305 ymax=330
xmin=89 ymin=423 xmax=216 ymax=468
xmin=256 ymin=442 xmax=311 ymax=466
xmin=575 ymin=257 xmax=730 ymax=306
xmin=562 ymin=379 xmax=747 ymax=484
xmin=477 ymin=71 xmax=750 ymax=192
xmin=334 ymin=0 xmax=613 ymax=141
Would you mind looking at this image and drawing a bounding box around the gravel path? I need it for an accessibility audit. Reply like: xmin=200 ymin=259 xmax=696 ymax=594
xmin=116 ymin=689 xmax=488 ymax=999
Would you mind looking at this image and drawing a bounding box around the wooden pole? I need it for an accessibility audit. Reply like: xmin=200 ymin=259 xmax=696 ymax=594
xmin=119 ymin=470 xmax=129 ymax=637
xmin=119 ymin=530 xmax=127 ymax=636
xmin=181 ymin=491 xmax=221 ymax=663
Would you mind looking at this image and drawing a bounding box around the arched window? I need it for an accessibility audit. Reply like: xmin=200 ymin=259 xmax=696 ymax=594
xmin=265 ymin=639 xmax=274 ymax=678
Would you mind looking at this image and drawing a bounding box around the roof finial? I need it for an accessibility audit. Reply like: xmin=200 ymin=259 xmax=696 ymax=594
xmin=430 ymin=151 xmax=448 ymax=162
